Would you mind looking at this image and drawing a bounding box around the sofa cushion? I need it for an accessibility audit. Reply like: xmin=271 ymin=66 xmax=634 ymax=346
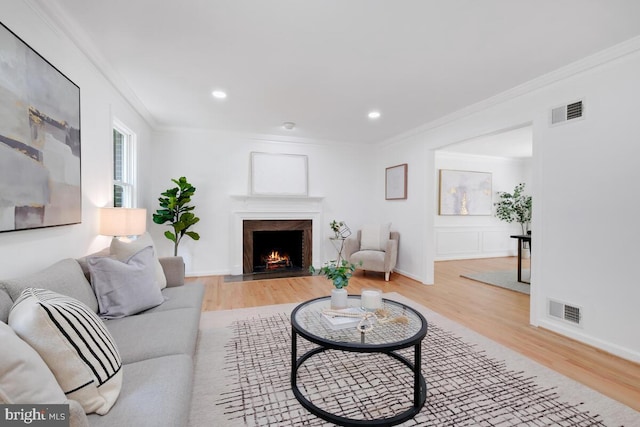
xmin=9 ymin=288 xmax=122 ymax=415
xmin=87 ymin=355 xmax=193 ymax=427
xmin=0 ymin=259 xmax=98 ymax=313
xmin=110 ymin=232 xmax=167 ymax=289
xmin=360 ymin=223 xmax=391 ymax=251
xmin=0 ymin=290 xmax=12 ymax=324
xmin=87 ymin=246 xmax=165 ymax=319
xmin=146 ymin=283 xmax=204 ymax=313
xmin=0 ymin=321 xmax=67 ymax=404
xmin=105 ymin=307 xmax=201 ymax=364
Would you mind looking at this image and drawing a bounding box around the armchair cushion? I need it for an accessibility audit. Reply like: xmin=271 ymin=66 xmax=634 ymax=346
xmin=360 ymin=223 xmax=391 ymax=251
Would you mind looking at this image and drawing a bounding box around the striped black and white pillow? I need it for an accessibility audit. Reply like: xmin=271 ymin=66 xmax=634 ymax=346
xmin=9 ymin=288 xmax=122 ymax=415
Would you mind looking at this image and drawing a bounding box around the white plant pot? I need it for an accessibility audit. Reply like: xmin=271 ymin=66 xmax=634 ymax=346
xmin=331 ymin=288 xmax=348 ymax=310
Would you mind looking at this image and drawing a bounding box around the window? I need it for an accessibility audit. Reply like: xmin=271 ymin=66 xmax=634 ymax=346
xmin=112 ymin=121 xmax=136 ymax=207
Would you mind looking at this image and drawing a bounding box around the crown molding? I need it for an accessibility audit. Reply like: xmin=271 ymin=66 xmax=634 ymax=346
xmin=25 ymin=0 xmax=158 ymax=129
xmin=154 ymin=125 xmax=367 ymax=148
xmin=380 ymin=35 xmax=640 ymax=148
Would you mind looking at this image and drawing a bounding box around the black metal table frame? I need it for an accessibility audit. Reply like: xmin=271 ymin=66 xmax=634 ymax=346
xmin=510 ymin=234 xmax=532 ymax=284
xmin=290 ymin=296 xmax=428 ymax=426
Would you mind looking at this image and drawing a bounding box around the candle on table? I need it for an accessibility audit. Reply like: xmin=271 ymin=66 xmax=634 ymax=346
xmin=361 ymin=289 xmax=382 ymax=310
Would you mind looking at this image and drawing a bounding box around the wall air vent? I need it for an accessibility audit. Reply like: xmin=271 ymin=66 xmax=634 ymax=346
xmin=551 ymin=100 xmax=584 ymax=125
xmin=548 ymin=299 xmax=583 ymax=327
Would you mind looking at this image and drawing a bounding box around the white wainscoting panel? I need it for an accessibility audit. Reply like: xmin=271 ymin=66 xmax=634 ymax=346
xmin=435 ymin=226 xmax=518 ymax=260
xmin=436 ymin=231 xmax=480 ymax=255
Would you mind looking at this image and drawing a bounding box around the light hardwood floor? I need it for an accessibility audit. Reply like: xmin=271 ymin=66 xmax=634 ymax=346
xmin=188 ymin=257 xmax=640 ymax=412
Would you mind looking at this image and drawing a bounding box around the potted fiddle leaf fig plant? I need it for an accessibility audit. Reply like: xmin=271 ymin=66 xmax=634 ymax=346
xmin=152 ymin=176 xmax=200 ymax=256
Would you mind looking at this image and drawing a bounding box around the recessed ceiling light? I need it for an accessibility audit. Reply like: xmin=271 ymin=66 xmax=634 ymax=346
xmin=368 ymin=111 xmax=381 ymax=119
xmin=212 ymin=90 xmax=227 ymax=99
xmin=282 ymin=122 xmax=296 ymax=130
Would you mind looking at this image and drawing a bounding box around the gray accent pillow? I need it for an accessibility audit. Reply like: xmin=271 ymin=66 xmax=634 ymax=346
xmin=87 ymin=246 xmax=165 ymax=319
xmin=110 ymin=232 xmax=167 ymax=289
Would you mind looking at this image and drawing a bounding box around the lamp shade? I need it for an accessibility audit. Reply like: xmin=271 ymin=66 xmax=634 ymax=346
xmin=99 ymin=208 xmax=147 ymax=236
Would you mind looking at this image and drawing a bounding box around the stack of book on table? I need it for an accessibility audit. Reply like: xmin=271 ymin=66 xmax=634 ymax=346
xmin=321 ymin=307 xmax=366 ymax=330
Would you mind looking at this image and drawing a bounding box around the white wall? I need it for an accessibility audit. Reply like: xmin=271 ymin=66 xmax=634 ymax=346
xmin=0 ymin=1 xmax=152 ymax=278
xmin=148 ymin=129 xmax=376 ymax=276
xmin=376 ymin=41 xmax=640 ymax=361
xmin=3 ymin=0 xmax=639 ymax=363
xmin=434 ymin=152 xmax=532 ymax=260
xmin=373 ymin=141 xmax=431 ymax=282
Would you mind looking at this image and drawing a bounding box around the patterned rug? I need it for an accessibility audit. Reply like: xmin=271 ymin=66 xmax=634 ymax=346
xmin=461 ymin=270 xmax=531 ymax=295
xmin=188 ymin=293 xmax=639 ymax=426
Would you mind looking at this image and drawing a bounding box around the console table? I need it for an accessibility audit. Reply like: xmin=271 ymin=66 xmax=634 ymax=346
xmin=510 ymin=234 xmax=531 ymax=284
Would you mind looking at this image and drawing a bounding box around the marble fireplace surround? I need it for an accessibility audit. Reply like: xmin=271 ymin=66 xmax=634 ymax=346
xmin=230 ymin=195 xmax=323 ymax=276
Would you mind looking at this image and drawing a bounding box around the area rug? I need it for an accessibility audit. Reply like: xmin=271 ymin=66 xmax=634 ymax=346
xmin=188 ymin=293 xmax=639 ymax=426
xmin=461 ymin=270 xmax=531 ymax=295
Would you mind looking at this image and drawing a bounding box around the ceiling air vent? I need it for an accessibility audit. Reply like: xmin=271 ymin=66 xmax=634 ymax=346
xmin=551 ymin=100 xmax=584 ymax=125
xmin=548 ymin=299 xmax=583 ymax=327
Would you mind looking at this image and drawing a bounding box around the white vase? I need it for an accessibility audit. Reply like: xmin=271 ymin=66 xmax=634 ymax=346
xmin=331 ymin=288 xmax=348 ymax=309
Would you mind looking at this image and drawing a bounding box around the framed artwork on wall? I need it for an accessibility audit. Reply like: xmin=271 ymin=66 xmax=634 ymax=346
xmin=0 ymin=22 xmax=81 ymax=232
xmin=439 ymin=169 xmax=492 ymax=215
xmin=250 ymin=152 xmax=308 ymax=196
xmin=385 ymin=163 xmax=408 ymax=200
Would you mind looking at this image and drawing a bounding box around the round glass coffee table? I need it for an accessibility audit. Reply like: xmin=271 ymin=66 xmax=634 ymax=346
xmin=290 ymin=295 xmax=428 ymax=426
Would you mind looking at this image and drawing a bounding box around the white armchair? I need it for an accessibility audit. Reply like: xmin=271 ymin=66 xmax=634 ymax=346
xmin=344 ymin=225 xmax=399 ymax=281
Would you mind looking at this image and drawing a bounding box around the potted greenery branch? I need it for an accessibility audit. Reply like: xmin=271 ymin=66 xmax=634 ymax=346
xmin=329 ymin=220 xmax=344 ymax=238
xmin=310 ymin=259 xmax=359 ymax=309
xmin=494 ymin=182 xmax=532 ymax=234
xmin=310 ymin=259 xmax=357 ymax=290
xmin=152 ymin=176 xmax=200 ymax=256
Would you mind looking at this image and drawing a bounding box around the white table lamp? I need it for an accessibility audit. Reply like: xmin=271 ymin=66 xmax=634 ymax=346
xmin=99 ymin=207 xmax=147 ymax=237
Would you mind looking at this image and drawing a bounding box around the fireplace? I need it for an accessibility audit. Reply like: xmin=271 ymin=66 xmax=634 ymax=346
xmin=243 ymin=220 xmax=312 ymax=275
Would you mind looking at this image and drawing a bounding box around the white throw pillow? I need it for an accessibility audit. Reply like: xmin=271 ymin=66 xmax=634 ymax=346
xmin=110 ymin=231 xmax=167 ymax=289
xmin=0 ymin=321 xmax=67 ymax=404
xmin=9 ymin=288 xmax=122 ymax=415
xmin=88 ymin=246 xmax=165 ymax=319
xmin=360 ymin=223 xmax=391 ymax=251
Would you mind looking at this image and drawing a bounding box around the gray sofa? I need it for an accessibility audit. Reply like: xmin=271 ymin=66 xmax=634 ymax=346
xmin=0 ymin=254 xmax=203 ymax=427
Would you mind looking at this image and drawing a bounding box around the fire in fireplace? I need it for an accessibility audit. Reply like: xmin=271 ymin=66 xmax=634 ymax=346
xmin=243 ymin=220 xmax=312 ymax=276
xmin=263 ymin=250 xmax=291 ymax=270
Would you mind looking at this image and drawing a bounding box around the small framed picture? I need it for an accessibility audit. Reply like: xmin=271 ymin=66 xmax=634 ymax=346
xmin=385 ymin=164 xmax=407 ymax=200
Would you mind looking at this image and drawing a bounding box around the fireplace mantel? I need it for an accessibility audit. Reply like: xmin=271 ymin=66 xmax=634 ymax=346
xmin=229 ymin=195 xmax=324 ymax=275
xmin=230 ymin=195 xmax=324 ymax=211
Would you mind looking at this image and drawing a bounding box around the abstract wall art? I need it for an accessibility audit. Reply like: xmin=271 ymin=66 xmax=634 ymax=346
xmin=439 ymin=169 xmax=492 ymax=215
xmin=0 ymin=22 xmax=81 ymax=232
xmin=385 ymin=163 xmax=407 ymax=200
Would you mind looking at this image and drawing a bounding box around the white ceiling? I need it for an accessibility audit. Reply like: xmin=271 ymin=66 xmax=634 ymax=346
xmin=37 ymin=0 xmax=640 ymax=144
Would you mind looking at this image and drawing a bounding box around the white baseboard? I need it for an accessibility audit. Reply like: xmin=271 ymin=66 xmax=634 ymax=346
xmin=537 ymin=319 xmax=640 ymax=364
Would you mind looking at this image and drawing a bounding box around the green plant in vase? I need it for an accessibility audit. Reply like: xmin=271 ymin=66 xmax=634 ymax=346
xmin=310 ymin=259 xmax=357 ymax=289
xmin=329 ymin=220 xmax=345 ymax=238
xmin=310 ymin=259 xmax=360 ymax=309
xmin=494 ymin=182 xmax=532 ymax=234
